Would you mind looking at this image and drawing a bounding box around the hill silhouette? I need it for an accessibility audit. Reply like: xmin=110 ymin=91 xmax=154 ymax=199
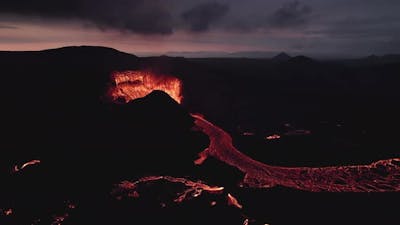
xmin=272 ymin=52 xmax=292 ymax=62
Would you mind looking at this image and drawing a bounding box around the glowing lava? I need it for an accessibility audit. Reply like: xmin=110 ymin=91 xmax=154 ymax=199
xmin=109 ymin=71 xmax=400 ymax=192
xmin=192 ymin=114 xmax=400 ymax=192
xmin=227 ymin=193 xmax=243 ymax=209
xmin=108 ymin=70 xmax=183 ymax=104
xmin=112 ymin=176 xmax=224 ymax=203
xmin=1 ymin=208 xmax=13 ymax=216
xmin=12 ymin=159 xmax=41 ymax=173
xmin=265 ymin=134 xmax=281 ymax=140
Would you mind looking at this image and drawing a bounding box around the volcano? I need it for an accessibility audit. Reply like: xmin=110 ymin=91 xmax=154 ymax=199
xmin=1 ymin=46 xmax=400 ymax=225
xmin=272 ymin=52 xmax=292 ymax=62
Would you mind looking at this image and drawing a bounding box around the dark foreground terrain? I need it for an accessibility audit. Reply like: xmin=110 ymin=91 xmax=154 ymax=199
xmin=0 ymin=46 xmax=399 ymax=225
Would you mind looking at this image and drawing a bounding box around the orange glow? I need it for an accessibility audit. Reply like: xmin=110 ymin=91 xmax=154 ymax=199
xmin=192 ymin=114 xmax=400 ymax=192
xmin=49 ymin=201 xmax=76 ymax=225
xmin=265 ymin=134 xmax=281 ymax=140
xmin=52 ymin=214 xmax=68 ymax=225
xmin=3 ymin=208 xmax=13 ymax=216
xmin=194 ymin=152 xmax=208 ymax=165
xmin=12 ymin=159 xmax=41 ymax=173
xmin=227 ymin=193 xmax=243 ymax=209
xmin=108 ymin=71 xmax=183 ymax=104
xmin=113 ymin=176 xmax=224 ymax=204
xmin=68 ymin=204 xmax=76 ymax=209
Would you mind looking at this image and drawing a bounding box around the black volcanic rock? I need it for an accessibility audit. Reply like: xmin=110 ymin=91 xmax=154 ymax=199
xmin=48 ymin=89 xmax=202 ymax=179
xmin=109 ymin=90 xmax=193 ymax=132
xmin=0 ymin=88 xmax=211 ymax=225
xmin=101 ymin=90 xmax=198 ymax=164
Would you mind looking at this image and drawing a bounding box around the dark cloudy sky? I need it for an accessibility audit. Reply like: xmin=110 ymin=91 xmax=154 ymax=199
xmin=1 ymin=0 xmax=400 ymax=57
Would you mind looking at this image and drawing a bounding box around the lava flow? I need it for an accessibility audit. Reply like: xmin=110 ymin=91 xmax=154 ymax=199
xmin=12 ymin=159 xmax=41 ymax=173
xmin=108 ymin=70 xmax=183 ymax=104
xmin=109 ymin=71 xmax=400 ymax=192
xmin=192 ymin=114 xmax=400 ymax=192
xmin=112 ymin=176 xmax=224 ymax=203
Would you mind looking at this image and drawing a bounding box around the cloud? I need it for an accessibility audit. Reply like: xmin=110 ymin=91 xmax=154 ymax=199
xmin=0 ymin=0 xmax=173 ymax=34
xmin=181 ymin=1 xmax=229 ymax=32
xmin=270 ymin=1 xmax=312 ymax=28
xmin=314 ymin=16 xmax=400 ymax=39
xmin=0 ymin=24 xmax=18 ymax=29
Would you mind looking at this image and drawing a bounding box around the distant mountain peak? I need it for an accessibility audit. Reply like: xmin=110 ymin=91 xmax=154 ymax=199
xmin=272 ymin=52 xmax=292 ymax=61
xmin=288 ymin=55 xmax=314 ymax=64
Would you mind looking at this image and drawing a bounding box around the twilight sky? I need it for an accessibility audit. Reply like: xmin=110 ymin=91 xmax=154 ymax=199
xmin=1 ymin=0 xmax=400 ymax=57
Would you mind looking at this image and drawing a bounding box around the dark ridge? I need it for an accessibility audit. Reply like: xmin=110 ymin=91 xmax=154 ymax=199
xmin=340 ymin=54 xmax=400 ymax=66
xmin=44 ymin=45 xmax=134 ymax=54
xmin=272 ymin=52 xmax=292 ymax=62
xmin=0 ymin=45 xmax=138 ymax=61
xmin=288 ymin=55 xmax=315 ymax=64
xmin=0 ymin=45 xmax=140 ymax=103
xmin=382 ymin=54 xmax=400 ymax=60
xmin=114 ymin=90 xmax=194 ymax=134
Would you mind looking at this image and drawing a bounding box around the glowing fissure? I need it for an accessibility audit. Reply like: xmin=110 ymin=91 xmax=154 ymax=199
xmin=50 ymin=202 xmax=75 ymax=225
xmin=265 ymin=134 xmax=281 ymax=140
xmin=1 ymin=202 xmax=76 ymax=225
xmin=51 ymin=213 xmax=69 ymax=225
xmin=112 ymin=176 xmax=224 ymax=204
xmin=109 ymin=71 xmax=183 ymax=104
xmin=109 ymin=71 xmax=400 ymax=192
xmin=227 ymin=193 xmax=243 ymax=209
xmin=12 ymin=159 xmax=41 ymax=173
xmin=1 ymin=208 xmax=13 ymax=216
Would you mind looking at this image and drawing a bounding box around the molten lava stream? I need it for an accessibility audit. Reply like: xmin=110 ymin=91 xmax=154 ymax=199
xmin=109 ymin=70 xmax=400 ymax=193
xmin=192 ymin=114 xmax=400 ymax=192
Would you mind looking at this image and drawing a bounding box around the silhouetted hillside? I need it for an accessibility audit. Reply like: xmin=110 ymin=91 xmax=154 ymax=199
xmin=272 ymin=52 xmax=292 ymax=62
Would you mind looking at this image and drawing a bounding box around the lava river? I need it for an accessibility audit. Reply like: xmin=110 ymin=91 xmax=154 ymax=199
xmin=109 ymin=70 xmax=400 ymax=193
